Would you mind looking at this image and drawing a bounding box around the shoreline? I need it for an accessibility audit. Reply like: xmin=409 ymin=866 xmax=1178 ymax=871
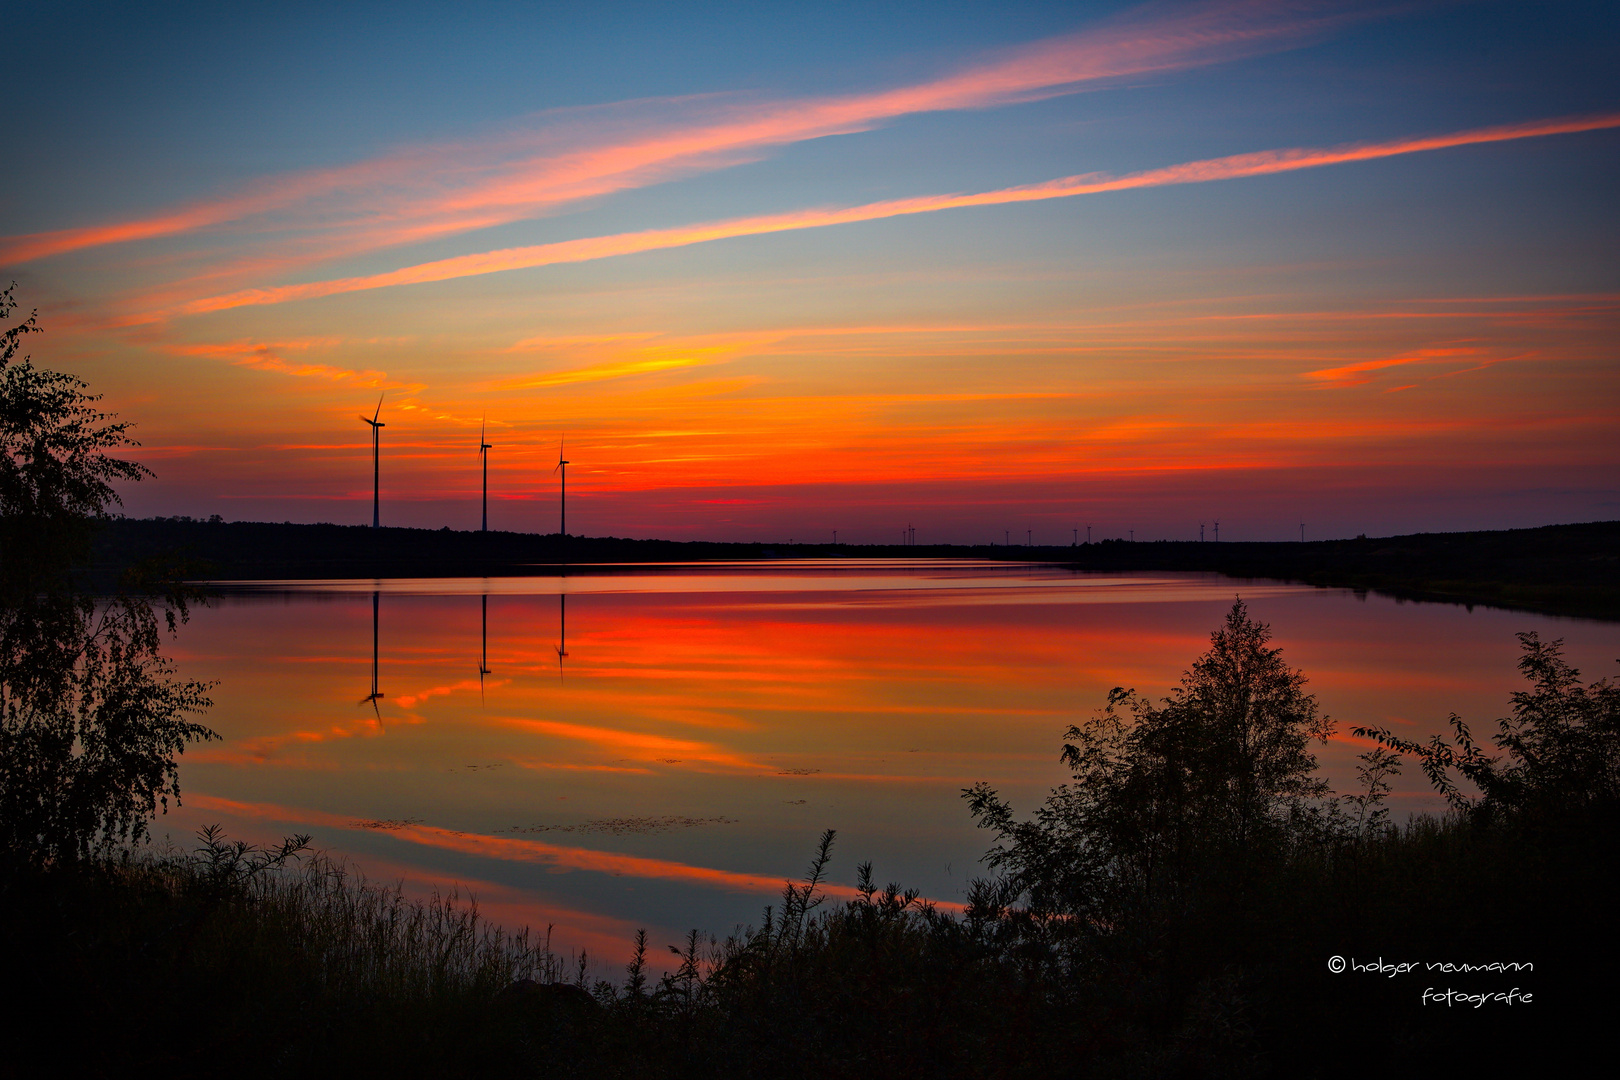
xmin=92 ymin=517 xmax=1620 ymax=621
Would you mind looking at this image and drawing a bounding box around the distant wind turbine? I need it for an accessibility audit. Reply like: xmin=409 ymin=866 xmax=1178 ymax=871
xmin=553 ymin=436 xmax=570 ymax=536
xmin=478 ymin=417 xmax=492 ymax=533
xmin=359 ymin=394 xmax=384 ymax=528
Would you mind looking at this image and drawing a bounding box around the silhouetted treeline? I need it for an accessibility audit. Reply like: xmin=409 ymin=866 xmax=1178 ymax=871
xmin=93 ymin=517 xmax=1620 ymax=619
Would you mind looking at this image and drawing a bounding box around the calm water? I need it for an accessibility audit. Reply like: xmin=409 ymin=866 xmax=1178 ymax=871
xmin=160 ymin=562 xmax=1620 ymax=962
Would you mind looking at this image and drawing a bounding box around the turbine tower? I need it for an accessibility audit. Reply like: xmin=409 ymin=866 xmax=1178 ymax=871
xmin=478 ymin=417 xmax=492 ymax=533
xmin=554 ymin=436 xmax=570 ymax=536
xmin=360 ymin=395 xmax=384 ymax=528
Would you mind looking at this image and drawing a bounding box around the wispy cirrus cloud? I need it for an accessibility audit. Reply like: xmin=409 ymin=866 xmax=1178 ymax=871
xmin=1306 ymin=344 xmax=1538 ymax=388
xmin=176 ymin=110 xmax=1620 ymax=315
xmin=167 ymin=337 xmax=390 ymax=386
xmin=0 ymin=0 xmax=1361 ymax=270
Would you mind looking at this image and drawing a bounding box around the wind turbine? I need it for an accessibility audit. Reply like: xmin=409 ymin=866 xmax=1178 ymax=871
xmin=554 ymin=436 xmax=570 ymax=536
xmin=360 ymin=395 xmax=384 ymax=528
xmin=478 ymin=417 xmax=492 ymax=533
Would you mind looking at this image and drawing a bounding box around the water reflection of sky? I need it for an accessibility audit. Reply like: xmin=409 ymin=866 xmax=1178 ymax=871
xmin=163 ymin=565 xmax=1620 ymax=965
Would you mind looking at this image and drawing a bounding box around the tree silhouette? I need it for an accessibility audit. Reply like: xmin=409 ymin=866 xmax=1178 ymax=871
xmin=966 ymin=599 xmax=1333 ymax=928
xmin=1358 ymin=631 xmax=1619 ymax=824
xmin=0 ymin=285 xmax=215 ymax=863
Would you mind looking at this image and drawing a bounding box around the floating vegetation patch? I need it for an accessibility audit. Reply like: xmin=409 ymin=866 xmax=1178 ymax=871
xmin=351 ymin=818 xmax=423 ymax=831
xmin=496 ymin=816 xmax=738 ymax=836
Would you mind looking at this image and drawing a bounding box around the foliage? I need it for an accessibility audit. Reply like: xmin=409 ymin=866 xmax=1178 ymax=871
xmin=1 ymin=826 xmax=573 ymax=1078
xmin=1338 ymin=743 xmax=1402 ymax=836
xmin=1357 ymin=631 xmax=1620 ymax=823
xmin=0 ymin=285 xmax=216 ymax=863
xmin=964 ymin=599 xmax=1335 ymax=929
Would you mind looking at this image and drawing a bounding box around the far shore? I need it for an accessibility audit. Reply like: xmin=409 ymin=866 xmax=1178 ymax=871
xmin=91 ymin=517 xmax=1620 ymax=622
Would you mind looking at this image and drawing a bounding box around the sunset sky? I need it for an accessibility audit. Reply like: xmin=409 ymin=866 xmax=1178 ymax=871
xmin=6 ymin=0 xmax=1616 ymax=542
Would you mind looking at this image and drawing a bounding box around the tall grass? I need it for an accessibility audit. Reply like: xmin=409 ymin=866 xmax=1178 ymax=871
xmin=3 ymin=807 xmax=1608 ymax=1078
xmin=0 ymin=830 xmax=587 ymax=1078
xmin=207 ymin=851 xmax=566 ymax=1001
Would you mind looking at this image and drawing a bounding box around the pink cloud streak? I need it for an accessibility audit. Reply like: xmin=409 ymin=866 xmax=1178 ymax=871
xmin=182 ymin=110 xmax=1620 ymax=314
xmin=0 ymin=1 xmax=1353 ymax=268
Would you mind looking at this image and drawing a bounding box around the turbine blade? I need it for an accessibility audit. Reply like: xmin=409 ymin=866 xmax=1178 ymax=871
xmin=373 ymin=394 xmax=383 ymax=423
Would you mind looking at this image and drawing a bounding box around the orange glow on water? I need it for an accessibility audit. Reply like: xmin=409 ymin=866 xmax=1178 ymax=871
xmin=158 ymin=568 xmax=1620 ymax=962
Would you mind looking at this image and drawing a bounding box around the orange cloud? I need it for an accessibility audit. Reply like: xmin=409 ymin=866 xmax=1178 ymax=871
xmin=169 ymin=337 xmax=391 ymax=386
xmin=1306 ymin=345 xmax=1520 ymax=387
xmin=180 ymin=110 xmax=1620 ymax=314
xmin=495 ymin=337 xmax=771 ymax=390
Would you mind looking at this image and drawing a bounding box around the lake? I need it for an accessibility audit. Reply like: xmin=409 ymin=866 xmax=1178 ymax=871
xmin=160 ymin=561 xmax=1620 ymax=965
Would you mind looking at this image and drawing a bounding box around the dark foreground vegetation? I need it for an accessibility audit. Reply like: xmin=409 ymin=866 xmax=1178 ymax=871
xmin=5 ymin=288 xmax=1616 ymax=1074
xmin=6 ymin=610 xmax=1615 ymax=1077
xmin=96 ymin=515 xmax=1620 ymax=620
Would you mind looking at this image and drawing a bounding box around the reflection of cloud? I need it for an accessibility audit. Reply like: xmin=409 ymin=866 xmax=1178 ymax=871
xmin=496 ymin=716 xmax=766 ymax=772
xmin=181 ymin=793 xmax=956 ymax=908
xmin=394 ymin=823 xmax=969 ymax=913
xmin=182 ymin=111 xmax=1620 ymax=314
xmin=394 ymin=678 xmax=490 ymax=708
xmin=496 ymin=815 xmax=737 ymax=836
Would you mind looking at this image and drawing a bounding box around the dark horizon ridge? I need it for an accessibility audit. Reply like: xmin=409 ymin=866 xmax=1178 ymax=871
xmin=89 ymin=517 xmax=1620 ymax=622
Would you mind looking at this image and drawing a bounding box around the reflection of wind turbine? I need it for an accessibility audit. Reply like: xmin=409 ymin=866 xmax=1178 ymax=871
xmin=555 ymin=593 xmax=569 ymax=678
xmin=478 ymin=593 xmax=491 ymax=702
xmin=553 ymin=437 xmax=570 ymax=536
xmin=358 ymin=589 xmax=385 ymax=718
xmin=360 ymin=395 xmax=384 ymax=528
xmin=478 ymin=417 xmax=492 ymax=533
